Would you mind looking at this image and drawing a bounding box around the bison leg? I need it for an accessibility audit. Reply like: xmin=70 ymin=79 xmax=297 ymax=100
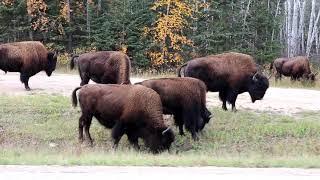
xmin=127 ymin=130 xmax=140 ymax=150
xmin=275 ymin=72 xmax=281 ymax=81
xmin=174 ymin=114 xmax=185 ymax=136
xmin=227 ymin=90 xmax=238 ymax=112
xmin=111 ymin=122 xmax=125 ymax=149
xmin=83 ymin=115 xmax=93 ymax=146
xmin=219 ymin=91 xmax=228 ymax=111
xmin=79 ymin=72 xmax=90 ymax=86
xmin=78 ymin=117 xmax=84 ymax=143
xmin=20 ymin=73 xmax=31 ymax=91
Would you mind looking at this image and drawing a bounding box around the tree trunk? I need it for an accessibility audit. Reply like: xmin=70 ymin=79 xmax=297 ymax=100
xmin=28 ymin=15 xmax=33 ymax=40
xmin=290 ymin=0 xmax=299 ymax=57
xmin=306 ymin=0 xmax=320 ymax=57
xmin=86 ymin=0 xmax=91 ymax=40
xmin=271 ymin=0 xmax=281 ymax=42
xmin=298 ymin=0 xmax=305 ymax=54
xmin=67 ymin=0 xmax=72 ymax=52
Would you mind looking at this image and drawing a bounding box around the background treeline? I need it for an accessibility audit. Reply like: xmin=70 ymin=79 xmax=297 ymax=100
xmin=1 ymin=0 xmax=320 ymax=70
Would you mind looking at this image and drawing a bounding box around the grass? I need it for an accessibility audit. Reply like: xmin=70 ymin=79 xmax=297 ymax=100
xmin=1 ymin=95 xmax=320 ymax=167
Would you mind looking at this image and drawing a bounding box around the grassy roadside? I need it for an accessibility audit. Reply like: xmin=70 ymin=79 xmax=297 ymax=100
xmin=0 ymin=95 xmax=320 ymax=167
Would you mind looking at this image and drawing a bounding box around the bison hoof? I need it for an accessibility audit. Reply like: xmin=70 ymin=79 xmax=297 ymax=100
xmin=179 ymin=132 xmax=185 ymax=136
xmin=25 ymin=87 xmax=31 ymax=91
xmin=192 ymin=134 xmax=199 ymax=141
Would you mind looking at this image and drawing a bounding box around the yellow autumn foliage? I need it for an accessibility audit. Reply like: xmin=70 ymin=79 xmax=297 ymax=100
xmin=145 ymin=0 xmax=193 ymax=66
xmin=27 ymin=0 xmax=49 ymax=32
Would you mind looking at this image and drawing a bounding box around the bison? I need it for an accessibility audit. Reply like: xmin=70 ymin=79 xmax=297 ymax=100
xmin=269 ymin=58 xmax=289 ymax=81
xmin=270 ymin=56 xmax=318 ymax=81
xmin=72 ymin=84 xmax=174 ymax=153
xmin=0 ymin=41 xmax=58 ymax=90
xmin=70 ymin=51 xmax=131 ymax=86
xmin=178 ymin=52 xmax=269 ymax=111
xmin=135 ymin=77 xmax=212 ymax=140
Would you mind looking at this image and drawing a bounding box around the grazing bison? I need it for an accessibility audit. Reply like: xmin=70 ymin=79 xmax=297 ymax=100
xmin=70 ymin=51 xmax=131 ymax=86
xmin=0 ymin=41 xmax=58 ymax=90
xmin=270 ymin=56 xmax=318 ymax=81
xmin=136 ymin=77 xmax=212 ymax=140
xmin=72 ymin=84 xmax=174 ymax=153
xmin=178 ymin=52 xmax=269 ymax=111
xmin=269 ymin=58 xmax=289 ymax=81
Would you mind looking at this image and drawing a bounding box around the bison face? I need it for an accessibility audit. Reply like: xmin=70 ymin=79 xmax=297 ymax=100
xmin=307 ymin=72 xmax=318 ymax=82
xmin=248 ymin=73 xmax=269 ymax=103
xmin=144 ymin=128 xmax=174 ymax=153
xmin=46 ymin=51 xmax=58 ymax=76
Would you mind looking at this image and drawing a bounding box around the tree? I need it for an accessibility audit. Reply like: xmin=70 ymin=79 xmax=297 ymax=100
xmin=145 ymin=0 xmax=193 ymax=67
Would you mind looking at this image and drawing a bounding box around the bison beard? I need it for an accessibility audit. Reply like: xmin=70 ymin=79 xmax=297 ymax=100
xmin=135 ymin=77 xmax=212 ymax=140
xmin=0 ymin=41 xmax=58 ymax=90
xmin=70 ymin=51 xmax=131 ymax=86
xmin=72 ymin=84 xmax=174 ymax=153
xmin=178 ymin=52 xmax=269 ymax=111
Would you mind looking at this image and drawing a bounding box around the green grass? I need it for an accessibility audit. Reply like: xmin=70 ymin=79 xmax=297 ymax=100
xmin=1 ymin=95 xmax=320 ymax=167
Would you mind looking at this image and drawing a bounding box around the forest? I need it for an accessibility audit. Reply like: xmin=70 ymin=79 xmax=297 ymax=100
xmin=1 ymin=0 xmax=320 ymax=70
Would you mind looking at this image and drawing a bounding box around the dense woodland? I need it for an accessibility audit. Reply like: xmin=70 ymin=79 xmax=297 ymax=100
xmin=1 ymin=0 xmax=320 ymax=69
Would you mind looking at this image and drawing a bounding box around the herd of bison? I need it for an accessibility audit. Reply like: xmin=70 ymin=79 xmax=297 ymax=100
xmin=0 ymin=41 xmax=318 ymax=153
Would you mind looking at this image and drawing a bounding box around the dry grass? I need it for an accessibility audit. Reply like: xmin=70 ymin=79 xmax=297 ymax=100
xmin=1 ymin=95 xmax=320 ymax=167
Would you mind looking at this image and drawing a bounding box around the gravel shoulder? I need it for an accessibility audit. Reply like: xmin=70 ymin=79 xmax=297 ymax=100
xmin=1 ymin=72 xmax=320 ymax=115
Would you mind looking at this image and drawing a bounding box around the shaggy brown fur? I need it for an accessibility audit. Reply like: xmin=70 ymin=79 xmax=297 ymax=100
xmin=274 ymin=56 xmax=318 ymax=81
xmin=135 ymin=77 xmax=212 ymax=140
xmin=178 ymin=52 xmax=269 ymax=111
xmin=70 ymin=51 xmax=131 ymax=85
xmin=0 ymin=41 xmax=58 ymax=90
xmin=269 ymin=58 xmax=289 ymax=81
xmin=72 ymin=84 xmax=174 ymax=153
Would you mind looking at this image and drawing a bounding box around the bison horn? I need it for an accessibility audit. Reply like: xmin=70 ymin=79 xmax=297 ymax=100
xmin=252 ymin=72 xmax=258 ymax=81
xmin=315 ymin=72 xmax=319 ymax=76
xmin=162 ymin=127 xmax=171 ymax=135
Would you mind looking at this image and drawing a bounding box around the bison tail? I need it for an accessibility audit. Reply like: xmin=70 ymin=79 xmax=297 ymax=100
xmin=70 ymin=55 xmax=79 ymax=70
xmin=177 ymin=63 xmax=187 ymax=77
xmin=72 ymin=87 xmax=82 ymax=107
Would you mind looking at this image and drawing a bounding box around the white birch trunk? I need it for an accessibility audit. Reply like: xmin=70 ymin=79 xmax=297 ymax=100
xmin=306 ymin=0 xmax=316 ymax=56
xmin=307 ymin=0 xmax=320 ymax=57
xmin=271 ymin=0 xmax=281 ymax=42
xmin=298 ymin=0 xmax=305 ymax=54
xmin=290 ymin=0 xmax=299 ymax=57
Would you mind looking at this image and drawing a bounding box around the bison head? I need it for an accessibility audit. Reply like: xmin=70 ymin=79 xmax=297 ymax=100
xmin=306 ymin=72 xmax=318 ymax=82
xmin=198 ymin=108 xmax=212 ymax=131
xmin=248 ymin=73 xmax=269 ymax=103
xmin=46 ymin=51 xmax=58 ymax=76
xmin=144 ymin=127 xmax=174 ymax=153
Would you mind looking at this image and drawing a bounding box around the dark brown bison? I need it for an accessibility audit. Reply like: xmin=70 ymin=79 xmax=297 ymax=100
xmin=270 ymin=56 xmax=318 ymax=81
xmin=135 ymin=77 xmax=212 ymax=140
xmin=70 ymin=51 xmax=131 ymax=86
xmin=0 ymin=41 xmax=58 ymax=90
xmin=178 ymin=52 xmax=269 ymax=111
xmin=72 ymin=84 xmax=174 ymax=153
xmin=269 ymin=58 xmax=289 ymax=81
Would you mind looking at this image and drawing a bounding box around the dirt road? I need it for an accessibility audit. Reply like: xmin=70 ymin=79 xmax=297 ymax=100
xmin=1 ymin=72 xmax=320 ymax=115
xmin=0 ymin=165 xmax=319 ymax=180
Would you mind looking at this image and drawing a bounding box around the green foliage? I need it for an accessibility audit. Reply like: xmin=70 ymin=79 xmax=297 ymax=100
xmin=0 ymin=0 xmax=283 ymax=69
